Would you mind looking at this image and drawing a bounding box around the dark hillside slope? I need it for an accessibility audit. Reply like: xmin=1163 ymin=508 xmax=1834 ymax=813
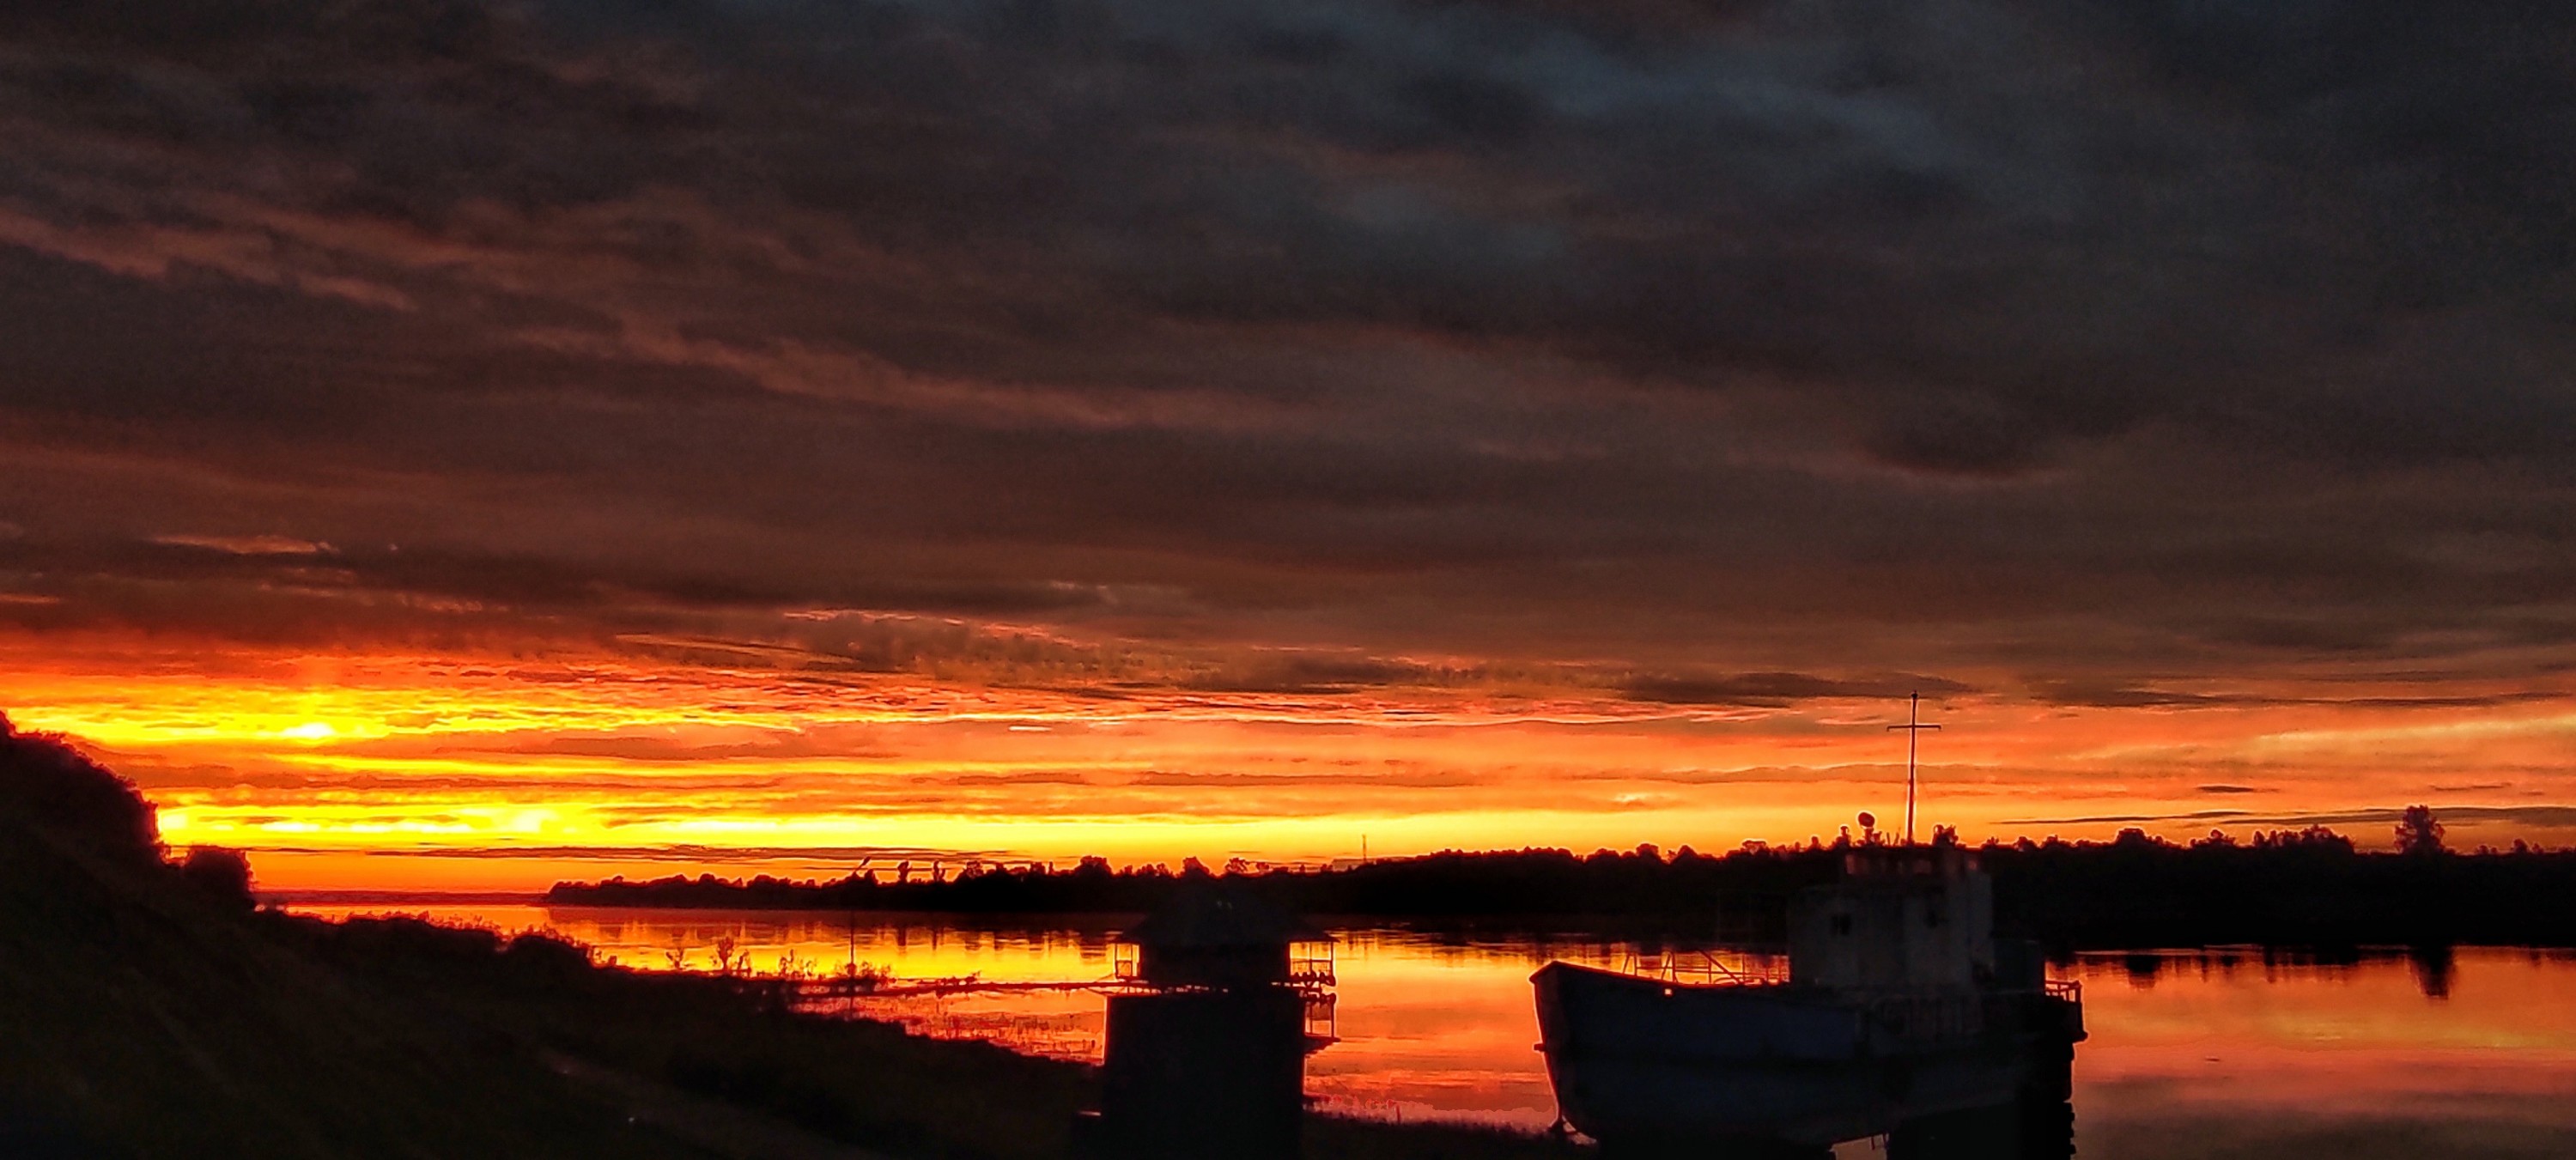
xmin=0 ymin=720 xmax=709 ymax=1159
xmin=0 ymin=718 xmax=1588 ymax=1160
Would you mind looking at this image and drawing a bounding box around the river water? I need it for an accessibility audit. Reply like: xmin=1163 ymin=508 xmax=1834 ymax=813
xmin=288 ymin=902 xmax=2576 ymax=1157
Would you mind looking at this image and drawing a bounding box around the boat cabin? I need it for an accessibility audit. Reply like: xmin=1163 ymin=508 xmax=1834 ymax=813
xmin=1787 ymin=846 xmax=1995 ymax=994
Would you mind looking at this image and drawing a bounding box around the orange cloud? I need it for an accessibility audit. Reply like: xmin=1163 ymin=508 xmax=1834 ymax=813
xmin=3 ymin=630 xmax=2568 ymax=892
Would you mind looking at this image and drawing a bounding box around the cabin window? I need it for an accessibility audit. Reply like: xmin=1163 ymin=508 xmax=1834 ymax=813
xmin=1832 ymin=914 xmax=1853 ymax=936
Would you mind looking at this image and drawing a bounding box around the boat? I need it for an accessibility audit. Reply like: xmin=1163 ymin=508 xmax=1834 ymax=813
xmin=1532 ymin=845 xmax=2083 ymax=1156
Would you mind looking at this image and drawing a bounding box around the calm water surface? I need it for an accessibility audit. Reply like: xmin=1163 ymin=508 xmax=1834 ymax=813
xmin=292 ymin=902 xmax=2576 ymax=1157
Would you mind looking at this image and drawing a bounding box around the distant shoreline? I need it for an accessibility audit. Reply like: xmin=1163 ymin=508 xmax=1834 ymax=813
xmin=536 ymin=835 xmax=2576 ymax=950
xmin=280 ymin=900 xmax=2576 ymax=960
xmin=267 ymin=889 xmax=550 ymax=907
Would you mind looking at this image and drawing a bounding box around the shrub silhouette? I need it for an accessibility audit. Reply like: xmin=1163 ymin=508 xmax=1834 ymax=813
xmin=0 ymin=712 xmax=159 ymax=859
xmin=177 ymin=846 xmax=256 ymax=911
xmin=498 ymin=931 xmax=597 ymax=983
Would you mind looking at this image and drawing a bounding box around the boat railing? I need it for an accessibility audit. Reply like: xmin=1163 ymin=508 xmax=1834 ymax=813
xmin=1621 ymin=949 xmax=1792 ymax=987
xmin=2043 ymin=978 xmax=2081 ymax=1003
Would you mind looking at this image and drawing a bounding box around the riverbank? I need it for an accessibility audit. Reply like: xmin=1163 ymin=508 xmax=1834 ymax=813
xmin=0 ymin=718 xmax=1583 ymax=1158
xmin=271 ymin=910 xmax=1585 ymax=1160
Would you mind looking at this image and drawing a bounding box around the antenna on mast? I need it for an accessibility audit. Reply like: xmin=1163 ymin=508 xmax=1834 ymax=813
xmin=1886 ymin=691 xmax=1942 ymax=845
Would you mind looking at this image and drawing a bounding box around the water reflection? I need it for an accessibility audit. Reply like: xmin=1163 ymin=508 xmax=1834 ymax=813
xmin=2069 ymin=946 xmax=2576 ymax=1160
xmin=2410 ymin=943 xmax=2456 ymax=999
xmin=287 ymin=902 xmax=2576 ymax=1153
xmin=1078 ymin=886 xmax=1324 ymax=1159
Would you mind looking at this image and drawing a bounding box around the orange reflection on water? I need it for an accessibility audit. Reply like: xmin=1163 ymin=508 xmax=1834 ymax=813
xmin=282 ymin=902 xmax=2576 ymax=1144
xmin=2072 ymin=947 xmax=2576 ymax=1133
xmin=1303 ymin=930 xmax=1643 ymax=1125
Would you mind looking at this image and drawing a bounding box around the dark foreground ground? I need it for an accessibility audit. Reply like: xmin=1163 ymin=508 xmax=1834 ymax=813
xmin=0 ymin=718 xmax=1578 ymax=1160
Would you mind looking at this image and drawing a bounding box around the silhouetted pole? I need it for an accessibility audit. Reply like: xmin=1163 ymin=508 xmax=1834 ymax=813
xmin=1887 ymin=692 xmax=1941 ymax=845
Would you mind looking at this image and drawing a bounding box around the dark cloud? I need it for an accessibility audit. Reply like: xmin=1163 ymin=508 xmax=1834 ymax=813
xmin=1127 ymin=767 xmax=1485 ymax=790
xmin=1182 ymin=653 xmax=1443 ymax=695
xmin=246 ymin=843 xmax=1017 ymax=863
xmin=2002 ymin=805 xmax=2576 ymax=831
xmin=1624 ymin=671 xmax=1971 ymax=707
xmin=2032 ymin=683 xmax=2255 ymax=709
xmin=2027 ymin=680 xmax=2573 ymax=712
xmin=1 ymin=0 xmax=2573 ymax=693
xmin=2030 ymin=680 xmax=2576 ymax=716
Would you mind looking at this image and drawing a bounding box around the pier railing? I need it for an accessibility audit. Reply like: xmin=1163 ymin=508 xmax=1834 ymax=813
xmin=1289 ymin=943 xmax=1337 ymax=988
xmin=1103 ymin=942 xmax=1334 ymax=991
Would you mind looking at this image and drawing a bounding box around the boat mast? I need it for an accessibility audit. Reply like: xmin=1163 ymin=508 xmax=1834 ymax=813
xmin=1886 ymin=691 xmax=1941 ymax=845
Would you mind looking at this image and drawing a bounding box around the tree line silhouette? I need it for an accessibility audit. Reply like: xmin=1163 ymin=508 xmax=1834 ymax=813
xmin=0 ymin=712 xmax=257 ymax=910
xmin=548 ymin=814 xmax=2576 ymax=949
xmin=9 ymin=703 xmax=2566 ymax=951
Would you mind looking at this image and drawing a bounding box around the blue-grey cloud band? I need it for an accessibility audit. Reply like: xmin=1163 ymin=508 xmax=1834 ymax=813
xmin=0 ymin=0 xmax=2571 ymax=695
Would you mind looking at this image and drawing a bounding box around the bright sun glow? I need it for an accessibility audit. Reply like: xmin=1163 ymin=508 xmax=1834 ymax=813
xmin=3 ymin=634 xmax=2569 ymax=892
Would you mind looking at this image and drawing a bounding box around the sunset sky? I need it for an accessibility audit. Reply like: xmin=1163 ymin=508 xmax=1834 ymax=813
xmin=3 ymin=1 xmax=2573 ymax=891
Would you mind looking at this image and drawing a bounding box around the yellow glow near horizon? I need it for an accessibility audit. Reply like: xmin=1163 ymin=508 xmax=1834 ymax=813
xmin=3 ymin=632 xmax=2571 ymax=892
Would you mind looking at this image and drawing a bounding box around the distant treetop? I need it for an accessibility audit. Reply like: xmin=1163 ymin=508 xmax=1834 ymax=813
xmin=2397 ymin=805 xmax=2448 ymax=857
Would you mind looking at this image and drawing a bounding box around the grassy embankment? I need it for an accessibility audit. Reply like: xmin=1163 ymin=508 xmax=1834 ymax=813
xmin=0 ymin=716 xmax=1580 ymax=1159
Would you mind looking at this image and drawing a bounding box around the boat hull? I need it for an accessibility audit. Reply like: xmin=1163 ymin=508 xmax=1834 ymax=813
xmin=1533 ymin=962 xmax=2075 ymax=1150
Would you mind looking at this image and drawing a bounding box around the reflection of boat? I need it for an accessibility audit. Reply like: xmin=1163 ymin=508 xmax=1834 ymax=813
xmin=1533 ymin=847 xmax=2083 ymax=1155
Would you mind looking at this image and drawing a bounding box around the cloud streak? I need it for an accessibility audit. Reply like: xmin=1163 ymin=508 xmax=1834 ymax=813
xmin=2 ymin=1 xmax=2574 ymax=884
xmin=0 ymin=0 xmax=2569 ymax=680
